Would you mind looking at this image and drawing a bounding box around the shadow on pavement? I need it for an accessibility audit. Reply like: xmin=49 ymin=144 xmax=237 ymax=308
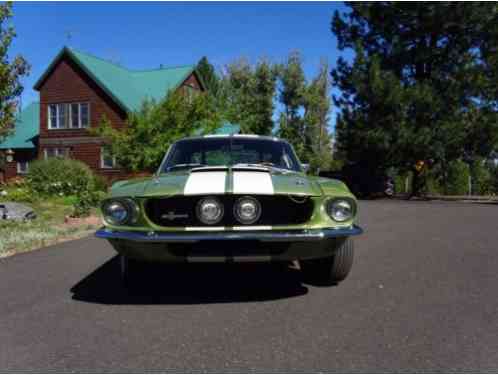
xmin=70 ymin=256 xmax=309 ymax=305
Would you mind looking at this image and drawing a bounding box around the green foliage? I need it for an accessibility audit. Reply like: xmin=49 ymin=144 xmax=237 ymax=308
xmin=196 ymin=56 xmax=220 ymax=97
xmin=445 ymin=160 xmax=470 ymax=195
xmin=470 ymin=159 xmax=494 ymax=195
xmin=277 ymin=52 xmax=307 ymax=158
xmin=92 ymin=174 xmax=109 ymax=193
xmin=93 ymin=90 xmax=221 ymax=172
xmin=0 ymin=182 xmax=35 ymax=202
xmin=221 ymin=59 xmax=277 ymax=135
xmin=489 ymin=163 xmax=498 ymax=195
xmin=0 ymin=2 xmax=30 ymax=142
xmin=393 ymin=172 xmax=415 ymax=195
xmin=72 ymin=190 xmax=102 ymax=218
xmin=26 ymin=158 xmax=96 ymax=196
xmin=276 ymin=53 xmax=335 ymax=174
xmin=331 ymin=3 xmax=498 ymax=195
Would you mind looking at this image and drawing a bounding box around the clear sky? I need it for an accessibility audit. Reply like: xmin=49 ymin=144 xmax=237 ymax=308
xmin=10 ymin=1 xmax=351 ymax=126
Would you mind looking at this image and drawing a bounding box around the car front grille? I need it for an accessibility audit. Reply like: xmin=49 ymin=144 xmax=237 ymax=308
xmin=144 ymin=195 xmax=314 ymax=227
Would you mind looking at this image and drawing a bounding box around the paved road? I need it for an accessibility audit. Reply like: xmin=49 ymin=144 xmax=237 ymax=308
xmin=1 ymin=201 xmax=497 ymax=372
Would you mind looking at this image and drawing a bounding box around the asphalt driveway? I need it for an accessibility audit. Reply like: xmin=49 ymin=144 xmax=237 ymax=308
xmin=0 ymin=200 xmax=497 ymax=372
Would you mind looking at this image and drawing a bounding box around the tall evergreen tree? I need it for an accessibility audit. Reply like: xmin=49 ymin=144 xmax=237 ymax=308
xmin=0 ymin=2 xmax=30 ymax=141
xmin=332 ymin=2 xmax=498 ymax=194
xmin=221 ymin=58 xmax=277 ymax=135
xmin=303 ymin=60 xmax=334 ymax=173
xmin=196 ymin=56 xmax=220 ymax=97
xmin=277 ymin=51 xmax=307 ymax=159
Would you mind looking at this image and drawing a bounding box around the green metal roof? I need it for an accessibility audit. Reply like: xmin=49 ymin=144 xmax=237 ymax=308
xmin=34 ymin=47 xmax=199 ymax=112
xmin=0 ymin=102 xmax=39 ymax=150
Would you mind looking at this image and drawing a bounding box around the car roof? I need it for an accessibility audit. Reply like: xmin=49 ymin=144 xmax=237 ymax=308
xmin=179 ymin=134 xmax=284 ymax=142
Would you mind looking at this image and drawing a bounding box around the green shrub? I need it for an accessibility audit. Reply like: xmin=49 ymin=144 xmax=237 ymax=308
xmin=491 ymin=164 xmax=498 ymax=195
xmin=72 ymin=190 xmax=107 ymax=218
xmin=27 ymin=158 xmax=96 ymax=197
xmin=394 ymin=172 xmax=412 ymax=194
xmin=72 ymin=191 xmax=97 ymax=217
xmin=470 ymin=159 xmax=493 ymax=195
xmin=92 ymin=174 xmax=109 ymax=192
xmin=444 ymin=160 xmax=470 ymax=195
xmin=0 ymin=186 xmax=35 ymax=202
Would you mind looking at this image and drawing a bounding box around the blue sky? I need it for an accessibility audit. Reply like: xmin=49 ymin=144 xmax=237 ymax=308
xmin=10 ymin=1 xmax=351 ymax=126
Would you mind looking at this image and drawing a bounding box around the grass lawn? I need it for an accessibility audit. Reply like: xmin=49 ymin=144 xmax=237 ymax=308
xmin=0 ymin=196 xmax=101 ymax=258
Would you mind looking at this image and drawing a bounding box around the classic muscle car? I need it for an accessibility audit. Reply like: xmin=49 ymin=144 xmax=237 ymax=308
xmin=96 ymin=135 xmax=363 ymax=286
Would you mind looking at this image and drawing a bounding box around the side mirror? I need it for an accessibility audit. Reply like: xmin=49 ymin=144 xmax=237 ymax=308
xmin=301 ymin=163 xmax=310 ymax=173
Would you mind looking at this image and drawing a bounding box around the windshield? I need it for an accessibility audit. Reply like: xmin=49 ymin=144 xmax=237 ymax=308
xmin=161 ymin=137 xmax=302 ymax=172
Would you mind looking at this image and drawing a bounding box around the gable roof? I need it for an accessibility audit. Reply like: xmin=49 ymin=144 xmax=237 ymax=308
xmin=34 ymin=47 xmax=200 ymax=112
xmin=0 ymin=102 xmax=39 ymax=150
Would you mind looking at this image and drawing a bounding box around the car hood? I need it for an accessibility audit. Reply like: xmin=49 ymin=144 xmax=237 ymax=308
xmin=111 ymin=166 xmax=326 ymax=197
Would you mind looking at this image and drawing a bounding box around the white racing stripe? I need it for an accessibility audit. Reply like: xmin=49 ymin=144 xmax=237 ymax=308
xmin=232 ymin=171 xmax=274 ymax=195
xmin=184 ymin=171 xmax=227 ymax=195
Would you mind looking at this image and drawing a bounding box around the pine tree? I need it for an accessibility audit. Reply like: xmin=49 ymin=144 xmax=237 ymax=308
xmin=332 ymin=2 xmax=498 ymax=195
xmin=196 ymin=56 xmax=220 ymax=97
xmin=0 ymin=2 xmax=30 ymax=141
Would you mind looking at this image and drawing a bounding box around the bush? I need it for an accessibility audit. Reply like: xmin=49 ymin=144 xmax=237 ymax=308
xmin=394 ymin=172 xmax=412 ymax=194
xmin=0 ymin=179 xmax=37 ymax=203
xmin=92 ymin=174 xmax=109 ymax=192
xmin=491 ymin=164 xmax=498 ymax=195
xmin=72 ymin=191 xmax=98 ymax=217
xmin=470 ymin=159 xmax=493 ymax=195
xmin=27 ymin=158 xmax=96 ymax=197
xmin=444 ymin=160 xmax=470 ymax=195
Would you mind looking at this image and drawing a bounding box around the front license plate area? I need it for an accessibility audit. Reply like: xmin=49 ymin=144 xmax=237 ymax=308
xmin=169 ymin=240 xmax=290 ymax=258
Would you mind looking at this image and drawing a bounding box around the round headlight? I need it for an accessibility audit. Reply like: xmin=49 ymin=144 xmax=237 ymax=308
xmin=327 ymin=199 xmax=354 ymax=222
xmin=103 ymin=200 xmax=129 ymax=225
xmin=196 ymin=197 xmax=224 ymax=225
xmin=234 ymin=196 xmax=261 ymax=225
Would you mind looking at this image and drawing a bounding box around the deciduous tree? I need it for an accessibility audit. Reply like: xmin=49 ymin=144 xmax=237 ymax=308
xmin=0 ymin=2 xmax=30 ymax=141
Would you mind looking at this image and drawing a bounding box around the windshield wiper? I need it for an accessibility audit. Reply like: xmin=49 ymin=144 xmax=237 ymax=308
xmin=232 ymin=163 xmax=291 ymax=173
xmin=166 ymin=163 xmax=204 ymax=171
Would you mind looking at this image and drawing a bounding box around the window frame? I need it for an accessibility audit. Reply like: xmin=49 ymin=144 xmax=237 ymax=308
xmin=17 ymin=161 xmax=29 ymax=174
xmin=100 ymin=146 xmax=117 ymax=169
xmin=43 ymin=148 xmax=69 ymax=160
xmin=48 ymin=102 xmax=90 ymax=129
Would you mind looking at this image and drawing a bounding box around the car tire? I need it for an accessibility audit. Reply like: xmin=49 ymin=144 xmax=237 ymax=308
xmin=300 ymin=238 xmax=354 ymax=284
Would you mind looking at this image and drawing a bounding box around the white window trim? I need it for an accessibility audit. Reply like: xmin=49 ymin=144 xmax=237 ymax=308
xmin=48 ymin=102 xmax=90 ymax=129
xmin=44 ymin=148 xmax=68 ymax=160
xmin=17 ymin=161 xmax=29 ymax=174
xmin=100 ymin=147 xmax=117 ymax=169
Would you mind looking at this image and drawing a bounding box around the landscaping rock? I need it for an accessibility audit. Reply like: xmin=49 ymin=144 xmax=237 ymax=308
xmin=0 ymin=202 xmax=37 ymax=221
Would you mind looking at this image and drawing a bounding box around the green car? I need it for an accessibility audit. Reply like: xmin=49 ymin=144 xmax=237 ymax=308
xmin=95 ymin=135 xmax=363 ymax=285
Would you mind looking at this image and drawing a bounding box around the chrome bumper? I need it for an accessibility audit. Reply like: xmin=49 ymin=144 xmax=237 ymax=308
xmin=95 ymin=225 xmax=363 ymax=243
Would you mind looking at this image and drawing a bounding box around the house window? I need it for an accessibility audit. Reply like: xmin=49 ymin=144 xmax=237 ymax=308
xmin=48 ymin=103 xmax=90 ymax=129
xmin=44 ymin=148 xmax=69 ymax=159
xmin=101 ymin=146 xmax=117 ymax=169
xmin=17 ymin=161 xmax=29 ymax=174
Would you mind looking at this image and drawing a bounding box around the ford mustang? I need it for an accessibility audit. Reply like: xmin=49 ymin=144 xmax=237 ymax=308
xmin=95 ymin=135 xmax=363 ymax=286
